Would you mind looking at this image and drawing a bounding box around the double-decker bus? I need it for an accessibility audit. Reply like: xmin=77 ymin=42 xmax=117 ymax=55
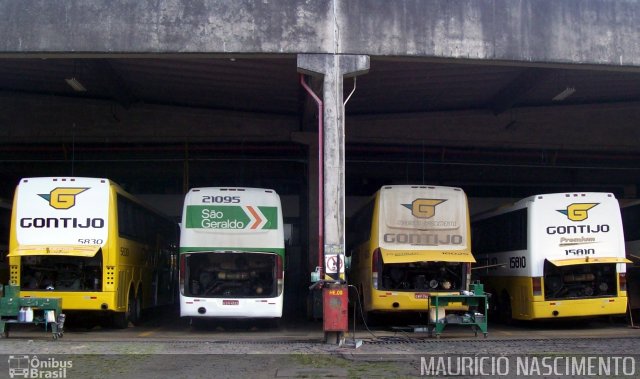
xmin=347 ymin=185 xmax=475 ymax=322
xmin=179 ymin=187 xmax=284 ymax=320
xmin=8 ymin=177 xmax=177 ymax=328
xmin=472 ymin=192 xmax=630 ymax=321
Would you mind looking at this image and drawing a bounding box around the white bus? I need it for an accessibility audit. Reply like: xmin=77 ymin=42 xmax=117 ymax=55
xmin=472 ymin=192 xmax=630 ymax=321
xmin=179 ymin=187 xmax=284 ymax=320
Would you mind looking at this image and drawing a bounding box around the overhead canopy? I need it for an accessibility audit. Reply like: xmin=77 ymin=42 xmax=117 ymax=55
xmin=548 ymin=257 xmax=632 ymax=267
xmin=8 ymin=245 xmax=101 ymax=257
xmin=380 ymin=248 xmax=475 ymax=264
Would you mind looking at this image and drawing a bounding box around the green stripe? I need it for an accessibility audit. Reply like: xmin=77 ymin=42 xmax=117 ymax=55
xmin=180 ymin=246 xmax=284 ymax=257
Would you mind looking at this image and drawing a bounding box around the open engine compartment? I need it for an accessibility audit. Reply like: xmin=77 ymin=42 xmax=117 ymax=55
xmin=379 ymin=261 xmax=466 ymax=291
xmin=183 ymin=251 xmax=278 ymax=298
xmin=544 ymin=261 xmax=617 ymax=300
xmin=20 ymin=251 xmax=103 ymax=291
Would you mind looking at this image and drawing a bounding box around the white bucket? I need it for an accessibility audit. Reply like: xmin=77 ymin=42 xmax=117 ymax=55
xmin=25 ymin=307 xmax=34 ymax=322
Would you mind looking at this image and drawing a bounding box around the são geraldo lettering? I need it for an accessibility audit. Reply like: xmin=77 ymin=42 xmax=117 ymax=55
xmin=200 ymin=209 xmax=245 ymax=229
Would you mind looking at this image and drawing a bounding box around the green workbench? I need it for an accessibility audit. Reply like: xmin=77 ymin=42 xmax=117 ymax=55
xmin=428 ymin=282 xmax=488 ymax=339
xmin=0 ymin=284 xmax=65 ymax=340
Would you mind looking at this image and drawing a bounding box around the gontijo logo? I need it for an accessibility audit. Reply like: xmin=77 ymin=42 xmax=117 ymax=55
xmin=38 ymin=187 xmax=88 ymax=210
xmin=402 ymin=199 xmax=446 ymax=219
xmin=557 ymin=203 xmax=598 ymax=222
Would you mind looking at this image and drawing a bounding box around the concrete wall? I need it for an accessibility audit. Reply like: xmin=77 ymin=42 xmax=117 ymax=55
xmin=1 ymin=0 xmax=638 ymax=67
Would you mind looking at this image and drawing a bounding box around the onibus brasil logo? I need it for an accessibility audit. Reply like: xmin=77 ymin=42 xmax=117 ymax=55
xmin=402 ymin=198 xmax=446 ymax=218
xmin=38 ymin=187 xmax=89 ymax=210
xmin=557 ymin=203 xmax=599 ymax=222
xmin=8 ymin=355 xmax=72 ymax=378
xmin=186 ymin=205 xmax=278 ymax=230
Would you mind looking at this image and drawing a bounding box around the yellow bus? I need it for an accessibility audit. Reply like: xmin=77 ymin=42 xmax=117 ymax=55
xmin=472 ymin=192 xmax=630 ymax=322
xmin=8 ymin=177 xmax=177 ymax=328
xmin=347 ymin=185 xmax=475 ymax=323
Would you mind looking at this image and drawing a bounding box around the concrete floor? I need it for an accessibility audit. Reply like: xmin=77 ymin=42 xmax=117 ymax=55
xmin=1 ymin=311 xmax=639 ymax=378
xmin=2 ymin=305 xmax=638 ymax=342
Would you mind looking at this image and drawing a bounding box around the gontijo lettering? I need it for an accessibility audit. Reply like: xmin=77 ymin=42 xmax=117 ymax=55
xmin=20 ymin=217 xmax=104 ymax=228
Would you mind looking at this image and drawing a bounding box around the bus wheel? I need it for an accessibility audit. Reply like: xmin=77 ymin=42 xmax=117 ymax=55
xmin=112 ymin=312 xmax=128 ymax=329
xmin=112 ymin=289 xmax=135 ymax=329
xmin=487 ymin=290 xmax=500 ymax=321
xmin=131 ymin=288 xmax=142 ymax=325
xmin=499 ymin=291 xmax=513 ymax=325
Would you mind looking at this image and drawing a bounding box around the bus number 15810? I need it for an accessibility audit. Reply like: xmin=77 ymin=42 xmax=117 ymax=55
xmin=509 ymin=256 xmax=526 ymax=269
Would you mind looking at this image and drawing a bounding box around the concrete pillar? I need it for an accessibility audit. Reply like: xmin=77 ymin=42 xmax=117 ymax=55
xmin=297 ymin=54 xmax=369 ymax=281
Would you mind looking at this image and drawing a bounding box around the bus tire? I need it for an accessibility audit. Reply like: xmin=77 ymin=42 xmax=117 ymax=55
xmin=132 ymin=286 xmax=142 ymax=324
xmin=487 ymin=289 xmax=500 ymax=321
xmin=112 ymin=311 xmax=128 ymax=329
xmin=499 ymin=291 xmax=513 ymax=325
xmin=112 ymin=288 xmax=135 ymax=329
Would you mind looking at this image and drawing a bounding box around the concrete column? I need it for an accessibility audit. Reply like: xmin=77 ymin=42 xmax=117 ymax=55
xmin=297 ymin=54 xmax=369 ymax=281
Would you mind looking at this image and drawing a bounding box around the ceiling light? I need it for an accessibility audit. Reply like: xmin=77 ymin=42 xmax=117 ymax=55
xmin=552 ymin=87 xmax=575 ymax=101
xmin=65 ymin=77 xmax=86 ymax=92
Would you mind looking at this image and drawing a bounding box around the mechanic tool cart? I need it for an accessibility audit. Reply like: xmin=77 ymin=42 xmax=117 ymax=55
xmin=428 ymin=281 xmax=488 ymax=339
xmin=0 ymin=284 xmax=65 ymax=339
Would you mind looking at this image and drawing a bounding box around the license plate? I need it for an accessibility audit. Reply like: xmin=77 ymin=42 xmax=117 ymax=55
xmin=415 ymin=293 xmax=430 ymax=299
xmin=223 ymin=300 xmax=239 ymax=305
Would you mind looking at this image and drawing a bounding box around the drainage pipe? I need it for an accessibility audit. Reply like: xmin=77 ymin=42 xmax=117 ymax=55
xmin=300 ymin=74 xmax=324 ymax=279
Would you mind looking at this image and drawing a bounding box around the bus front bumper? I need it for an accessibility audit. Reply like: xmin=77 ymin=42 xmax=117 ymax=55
xmin=19 ymin=291 xmax=117 ymax=311
xmin=180 ymin=296 xmax=283 ymax=318
xmin=368 ymin=291 xmax=468 ymax=312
